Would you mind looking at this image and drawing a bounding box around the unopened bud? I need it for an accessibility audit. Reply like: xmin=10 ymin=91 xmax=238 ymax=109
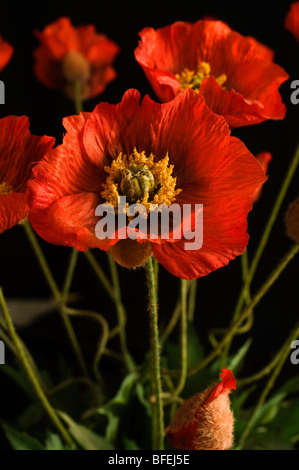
xmin=109 ymin=239 xmax=152 ymax=268
xmin=285 ymin=195 xmax=299 ymax=243
xmin=62 ymin=51 xmax=90 ymax=84
xmin=166 ymin=369 xmax=236 ymax=450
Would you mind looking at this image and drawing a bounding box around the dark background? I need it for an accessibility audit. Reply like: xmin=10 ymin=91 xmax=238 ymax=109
xmin=0 ymin=0 xmax=298 ymax=445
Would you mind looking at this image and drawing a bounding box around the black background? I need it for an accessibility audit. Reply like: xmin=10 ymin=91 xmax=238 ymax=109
xmin=0 ymin=0 xmax=298 ymax=447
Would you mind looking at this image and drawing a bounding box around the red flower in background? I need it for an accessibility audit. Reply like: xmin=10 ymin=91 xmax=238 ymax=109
xmin=33 ymin=17 xmax=120 ymax=100
xmin=0 ymin=35 xmax=13 ymax=72
xmin=0 ymin=116 xmax=54 ymax=234
xmin=28 ymin=89 xmax=265 ymax=280
xmin=134 ymin=20 xmax=288 ymax=128
xmin=285 ymin=1 xmax=299 ymax=43
xmin=166 ymin=369 xmax=236 ymax=450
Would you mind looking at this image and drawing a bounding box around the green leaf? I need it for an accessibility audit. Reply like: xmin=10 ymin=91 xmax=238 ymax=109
xmin=227 ymin=339 xmax=252 ymax=374
xmin=268 ymin=400 xmax=299 ymax=441
xmin=108 ymin=373 xmax=138 ymax=407
xmin=250 ymin=392 xmax=287 ymax=428
xmin=242 ymin=429 xmax=294 ymax=450
xmin=276 ymin=375 xmax=299 ymax=396
xmin=57 ymin=410 xmax=114 ymax=450
xmin=123 ymin=436 xmax=140 ymax=450
xmin=17 ymin=403 xmax=45 ymax=430
xmin=2 ymin=424 xmax=44 ymax=450
xmin=45 ymin=432 xmax=65 ymax=450
xmin=135 ymin=382 xmax=151 ymax=417
xmin=0 ymin=364 xmax=34 ymax=398
xmin=231 ymin=385 xmax=256 ymax=416
xmin=186 ymin=321 xmax=205 ymax=368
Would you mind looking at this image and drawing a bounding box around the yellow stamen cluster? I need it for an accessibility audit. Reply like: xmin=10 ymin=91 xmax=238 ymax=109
xmin=0 ymin=182 xmax=12 ymax=195
xmin=101 ymin=148 xmax=181 ymax=214
xmin=176 ymin=61 xmax=227 ymax=92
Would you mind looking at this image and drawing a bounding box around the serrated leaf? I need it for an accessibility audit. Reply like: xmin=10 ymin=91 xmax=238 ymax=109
xmin=2 ymin=424 xmax=44 ymax=450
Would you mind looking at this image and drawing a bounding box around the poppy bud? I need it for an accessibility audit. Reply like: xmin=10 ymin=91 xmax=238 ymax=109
xmin=285 ymin=196 xmax=299 ymax=243
xmin=62 ymin=51 xmax=90 ymax=84
xmin=166 ymin=368 xmax=236 ymax=450
xmin=109 ymin=239 xmax=152 ymax=268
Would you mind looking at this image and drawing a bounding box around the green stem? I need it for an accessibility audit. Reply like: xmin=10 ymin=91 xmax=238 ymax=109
xmin=239 ymin=322 xmax=299 ymax=448
xmin=0 ymin=287 xmax=73 ymax=446
xmin=145 ymin=257 xmax=164 ymax=450
xmin=187 ymin=279 xmax=197 ymax=322
xmin=222 ymin=143 xmax=299 ymax=365
xmin=73 ymin=81 xmax=83 ymax=114
xmin=229 ymin=144 xmax=299 ymax=345
xmin=24 ymin=221 xmax=60 ymax=303
xmin=107 ymin=253 xmax=135 ymax=372
xmin=172 ymin=279 xmax=188 ymax=399
xmin=24 ymin=222 xmax=88 ymax=376
xmin=185 ymin=243 xmax=299 ymax=377
xmin=66 ymin=307 xmax=109 ymax=385
xmin=237 ymin=354 xmax=281 ymax=388
xmin=61 ymin=248 xmax=78 ymax=303
xmin=85 ymin=250 xmax=115 ymax=301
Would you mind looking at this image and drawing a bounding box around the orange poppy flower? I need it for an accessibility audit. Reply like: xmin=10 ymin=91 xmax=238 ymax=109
xmin=28 ymin=89 xmax=266 ymax=280
xmin=0 ymin=35 xmax=13 ymax=72
xmin=166 ymin=369 xmax=236 ymax=450
xmin=33 ymin=17 xmax=120 ymax=101
xmin=285 ymin=1 xmax=299 ymax=43
xmin=134 ymin=19 xmax=288 ymax=128
xmin=0 ymin=116 xmax=55 ymax=234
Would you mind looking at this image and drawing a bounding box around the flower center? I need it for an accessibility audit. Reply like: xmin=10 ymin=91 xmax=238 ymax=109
xmin=0 ymin=182 xmax=12 ymax=195
xmin=101 ymin=148 xmax=181 ymax=214
xmin=176 ymin=62 xmax=227 ymax=92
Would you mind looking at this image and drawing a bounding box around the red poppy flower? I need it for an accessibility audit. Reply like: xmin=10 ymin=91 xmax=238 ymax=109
xmin=0 ymin=35 xmax=13 ymax=72
xmin=285 ymin=1 xmax=299 ymax=43
xmin=166 ymin=369 xmax=236 ymax=450
xmin=28 ymin=89 xmax=266 ymax=280
xmin=33 ymin=17 xmax=120 ymax=101
xmin=134 ymin=20 xmax=288 ymax=128
xmin=0 ymin=116 xmax=55 ymax=234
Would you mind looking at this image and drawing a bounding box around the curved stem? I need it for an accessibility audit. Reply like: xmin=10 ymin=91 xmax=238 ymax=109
xmin=0 ymin=287 xmax=73 ymax=446
xmin=85 ymin=250 xmax=115 ymax=301
xmin=170 ymin=279 xmax=188 ymax=401
xmin=66 ymin=307 xmax=109 ymax=384
xmin=239 ymin=322 xmax=299 ymax=448
xmin=24 ymin=222 xmax=88 ymax=376
xmin=163 ymin=243 xmax=299 ymax=379
xmin=145 ymin=257 xmax=164 ymax=450
xmin=228 ymin=144 xmax=299 ymax=355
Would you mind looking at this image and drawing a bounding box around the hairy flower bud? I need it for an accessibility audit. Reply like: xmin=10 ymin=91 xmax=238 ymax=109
xmin=285 ymin=195 xmax=299 ymax=243
xmin=166 ymin=369 xmax=236 ymax=450
xmin=109 ymin=239 xmax=152 ymax=268
xmin=62 ymin=51 xmax=90 ymax=84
